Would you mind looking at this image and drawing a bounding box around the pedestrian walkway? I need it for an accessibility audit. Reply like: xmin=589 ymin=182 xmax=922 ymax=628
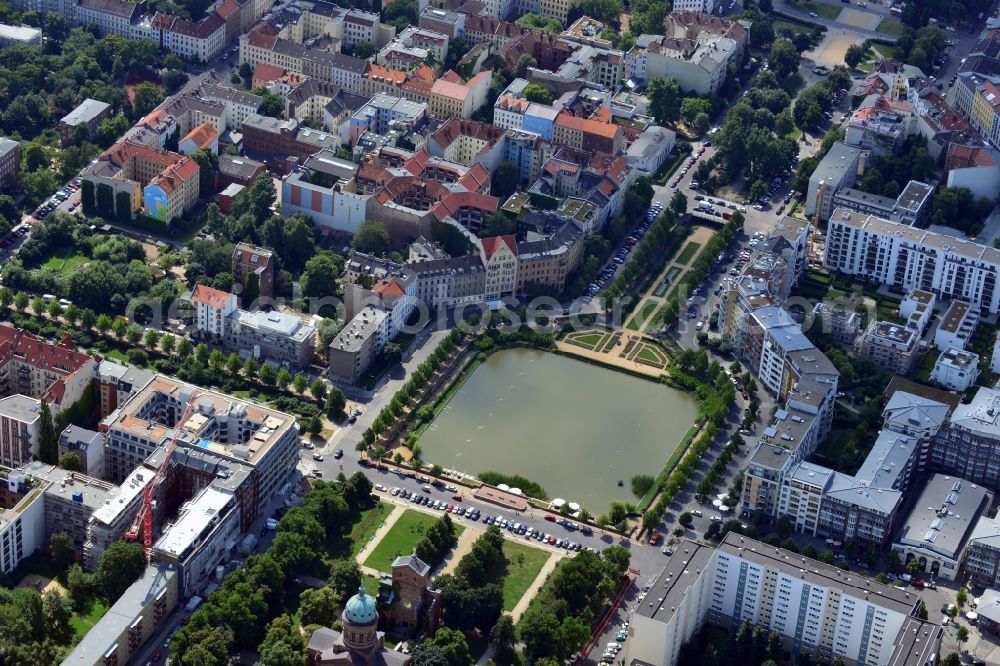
xmin=510 ymin=552 xmax=560 ymax=622
xmin=355 ymin=504 xmax=405 ymax=575
xmin=436 ymin=528 xmax=478 ymax=576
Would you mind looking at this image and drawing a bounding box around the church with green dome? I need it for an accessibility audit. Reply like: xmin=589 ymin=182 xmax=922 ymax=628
xmin=306 ymin=587 xmax=412 ymax=666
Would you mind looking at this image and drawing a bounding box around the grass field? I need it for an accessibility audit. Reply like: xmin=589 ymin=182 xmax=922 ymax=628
xmin=42 ymin=251 xmax=90 ymax=274
xmin=70 ymin=599 xmax=109 ymax=642
xmin=104 ymin=348 xmax=129 ymax=363
xmin=627 ymin=300 xmax=659 ymax=331
xmin=364 ymin=510 xmax=463 ymax=572
xmin=636 ymin=346 xmax=663 ymax=364
xmin=876 ymin=17 xmax=905 ymax=34
xmin=773 ymin=18 xmax=813 ymax=35
xmin=798 ymin=1 xmax=841 ymax=19
xmin=501 ymin=541 xmax=551 ymax=611
xmin=350 ymin=502 xmax=395 ymax=557
xmin=565 ymin=332 xmax=605 ymax=349
xmin=675 ymin=241 xmax=701 ymax=266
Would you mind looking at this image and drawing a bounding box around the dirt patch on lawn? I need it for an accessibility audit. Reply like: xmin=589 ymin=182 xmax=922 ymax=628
xmin=812 ymin=33 xmax=858 ymax=65
xmin=16 ymin=574 xmax=65 ymax=595
xmin=838 ymin=8 xmax=880 ymax=30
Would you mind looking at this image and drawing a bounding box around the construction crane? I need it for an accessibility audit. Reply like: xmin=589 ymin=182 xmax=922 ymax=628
xmin=126 ymin=389 xmax=200 ymax=563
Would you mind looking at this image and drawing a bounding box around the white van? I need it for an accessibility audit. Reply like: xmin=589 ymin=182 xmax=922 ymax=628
xmin=606 ymin=642 xmax=621 ymax=652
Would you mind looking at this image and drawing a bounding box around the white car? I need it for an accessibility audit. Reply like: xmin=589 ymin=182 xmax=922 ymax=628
xmin=711 ymin=515 xmax=722 ymax=522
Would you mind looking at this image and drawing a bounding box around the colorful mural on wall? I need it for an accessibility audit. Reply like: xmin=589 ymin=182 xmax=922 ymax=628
xmin=143 ymin=184 xmax=168 ymax=221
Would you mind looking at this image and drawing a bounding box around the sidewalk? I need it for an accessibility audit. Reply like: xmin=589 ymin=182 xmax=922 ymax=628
xmin=355 ymin=504 xmax=405 ymax=574
xmin=510 ymin=552 xmax=560 ymax=622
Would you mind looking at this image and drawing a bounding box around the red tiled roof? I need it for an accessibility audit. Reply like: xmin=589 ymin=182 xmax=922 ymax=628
xmin=150 ymin=156 xmax=199 ymax=194
xmin=554 ymin=111 xmax=621 ymax=139
xmin=253 ymin=62 xmax=286 ymax=87
xmin=191 ymin=284 xmax=232 ymax=308
xmin=431 ymin=191 xmax=498 ymax=221
xmin=180 ymin=122 xmax=219 ymax=150
xmin=481 ymin=234 xmax=516 ymax=259
xmin=215 ymin=0 xmax=239 ymax=18
xmin=365 ymin=63 xmax=406 ymax=85
xmin=0 ymin=325 xmax=93 ymax=406
xmin=373 ymin=278 xmax=405 ymax=298
xmin=412 ymin=64 xmax=436 ymax=82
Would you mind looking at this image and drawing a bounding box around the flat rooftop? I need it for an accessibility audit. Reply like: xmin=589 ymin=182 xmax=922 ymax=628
xmin=896 ymin=474 xmax=990 ymax=558
xmin=330 ymin=306 xmax=387 ymax=353
xmin=634 ymin=540 xmax=714 ymax=622
xmin=869 ymin=321 xmax=917 ymax=346
xmin=108 ymin=375 xmax=298 ymax=467
xmin=154 ymin=486 xmax=235 ymax=558
xmin=939 ymin=300 xmax=971 ymax=334
xmin=62 ymin=564 xmax=177 ymax=665
xmin=719 ymin=533 xmax=921 ymax=615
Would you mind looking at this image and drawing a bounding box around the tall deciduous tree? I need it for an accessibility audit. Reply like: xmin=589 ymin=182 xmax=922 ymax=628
xmin=37 ymin=400 xmax=57 ymax=464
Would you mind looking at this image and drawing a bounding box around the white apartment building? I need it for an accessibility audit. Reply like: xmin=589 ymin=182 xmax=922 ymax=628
xmin=624 ymin=534 xmax=941 ymax=666
xmin=190 ymin=284 xmax=238 ymax=338
xmin=934 ymin=299 xmax=979 ymax=351
xmin=930 ymin=347 xmax=980 ymax=391
xmin=164 ymin=14 xmax=227 ymax=63
xmin=824 ymin=208 xmax=1000 ymax=316
xmin=672 ymin=0 xmax=714 ymax=11
xmin=74 ymin=0 xmax=145 ymax=38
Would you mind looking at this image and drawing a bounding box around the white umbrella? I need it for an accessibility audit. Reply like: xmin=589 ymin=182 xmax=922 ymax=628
xmin=509 ymin=487 xmax=522 ymax=495
xmin=717 ymin=493 xmax=729 ymax=501
xmin=551 ymin=498 xmax=566 ymax=507
xmin=974 ymin=598 xmax=981 ymax=607
xmin=498 ymin=483 xmax=510 ymax=491
xmin=719 ymin=505 xmax=731 ymax=512
xmin=967 ymin=612 xmax=978 ymax=621
xmin=712 ymin=499 xmax=723 ymax=507
xmin=568 ymin=502 xmax=580 ymax=511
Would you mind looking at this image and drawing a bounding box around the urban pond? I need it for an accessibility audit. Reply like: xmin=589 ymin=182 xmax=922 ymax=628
xmin=420 ymin=348 xmax=698 ymax=512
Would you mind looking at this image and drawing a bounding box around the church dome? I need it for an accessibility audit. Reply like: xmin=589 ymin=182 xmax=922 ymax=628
xmin=343 ymin=586 xmax=378 ymax=626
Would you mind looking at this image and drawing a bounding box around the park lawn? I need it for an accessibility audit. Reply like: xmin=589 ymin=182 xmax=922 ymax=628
xmin=566 ymin=332 xmax=604 ymax=349
xmin=70 ymin=598 xmax=109 ymax=643
xmin=799 ymin=1 xmax=841 ymax=20
xmin=42 ymin=251 xmax=90 ymax=274
xmin=773 ymin=18 xmax=812 ymax=35
xmin=501 ymin=541 xmax=551 ymax=611
xmin=363 ymin=509 xmax=463 ymax=572
xmin=675 ymin=241 xmax=701 ymax=266
xmin=103 ymin=348 xmax=129 ymax=364
xmin=627 ymin=301 xmax=659 ymax=331
xmin=636 ymin=346 xmax=665 ymax=365
xmin=350 ymin=502 xmax=395 ymax=557
xmin=876 ymin=17 xmax=905 ymax=35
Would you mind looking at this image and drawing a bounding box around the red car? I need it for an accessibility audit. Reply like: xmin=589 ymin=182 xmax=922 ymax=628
xmin=451 ymin=493 xmax=462 ymax=501
xmin=152 ymin=651 xmax=163 ymax=661
xmin=444 ymin=504 xmax=454 ymax=512
xmin=544 ymin=514 xmax=556 ymax=522
xmin=912 ymin=578 xmax=925 ymax=589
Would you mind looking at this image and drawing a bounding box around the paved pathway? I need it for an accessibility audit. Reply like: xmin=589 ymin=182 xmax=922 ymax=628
xmin=436 ymin=528 xmax=478 ymax=576
xmin=510 ymin=551 xmax=561 ymax=622
xmin=355 ymin=504 xmax=405 ymax=575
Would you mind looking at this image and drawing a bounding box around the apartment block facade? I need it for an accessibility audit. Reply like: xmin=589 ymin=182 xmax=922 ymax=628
xmin=825 ymin=208 xmax=1000 ymax=316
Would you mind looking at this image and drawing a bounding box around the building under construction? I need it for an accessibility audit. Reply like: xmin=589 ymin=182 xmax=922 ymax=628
xmin=94 ymin=374 xmax=300 ymax=594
